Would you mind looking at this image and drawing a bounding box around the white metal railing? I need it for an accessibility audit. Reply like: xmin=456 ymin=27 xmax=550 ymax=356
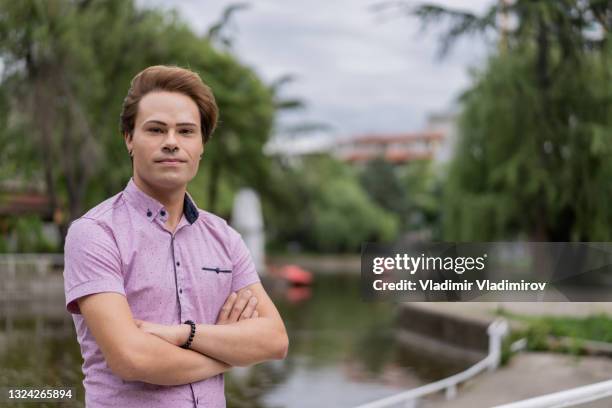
xmin=354 ymin=318 xmax=509 ymax=408
xmin=0 ymin=253 xmax=64 ymax=277
xmin=492 ymin=379 xmax=612 ymax=408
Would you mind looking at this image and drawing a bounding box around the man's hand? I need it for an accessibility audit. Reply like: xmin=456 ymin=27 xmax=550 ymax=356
xmin=216 ymin=290 xmax=259 ymax=324
xmin=186 ymin=283 xmax=288 ymax=366
xmin=135 ymin=290 xmax=259 ymax=346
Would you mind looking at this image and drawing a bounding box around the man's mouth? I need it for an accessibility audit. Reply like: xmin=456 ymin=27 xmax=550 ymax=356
xmin=155 ymin=158 xmax=186 ymax=163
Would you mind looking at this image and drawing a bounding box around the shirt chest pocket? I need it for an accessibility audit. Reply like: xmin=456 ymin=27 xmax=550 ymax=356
xmin=201 ymin=266 xmax=232 ymax=274
xmin=196 ymin=263 xmax=233 ymax=297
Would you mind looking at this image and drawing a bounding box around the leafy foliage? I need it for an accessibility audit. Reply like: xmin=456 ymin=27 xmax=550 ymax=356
xmin=0 ymin=0 xmax=274 ymax=244
xmin=264 ymin=156 xmax=399 ymax=253
xmin=402 ymin=0 xmax=612 ymax=241
xmin=359 ymin=159 xmax=441 ymax=233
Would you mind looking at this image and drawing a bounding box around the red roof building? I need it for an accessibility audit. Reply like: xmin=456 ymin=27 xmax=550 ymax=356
xmin=335 ymin=131 xmax=445 ymax=164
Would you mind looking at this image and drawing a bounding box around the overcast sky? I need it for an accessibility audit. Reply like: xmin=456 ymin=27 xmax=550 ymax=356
xmin=141 ymin=0 xmax=495 ymax=137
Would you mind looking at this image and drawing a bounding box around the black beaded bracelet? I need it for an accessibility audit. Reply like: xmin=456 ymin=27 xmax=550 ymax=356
xmin=180 ymin=320 xmax=196 ymax=349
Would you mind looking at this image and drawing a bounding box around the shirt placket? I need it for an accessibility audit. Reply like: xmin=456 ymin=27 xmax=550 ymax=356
xmin=155 ymin=213 xmax=198 ymax=408
xmin=147 ymin=206 xmax=193 ymax=323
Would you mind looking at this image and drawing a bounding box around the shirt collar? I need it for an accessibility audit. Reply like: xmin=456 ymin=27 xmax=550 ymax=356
xmin=124 ymin=178 xmax=199 ymax=225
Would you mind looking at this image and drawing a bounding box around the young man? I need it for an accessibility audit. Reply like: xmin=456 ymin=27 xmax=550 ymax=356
xmin=63 ymin=65 xmax=288 ymax=408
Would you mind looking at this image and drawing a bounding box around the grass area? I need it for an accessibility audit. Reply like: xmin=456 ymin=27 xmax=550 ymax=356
xmin=497 ymin=310 xmax=612 ymax=361
xmin=499 ymin=311 xmax=612 ymax=342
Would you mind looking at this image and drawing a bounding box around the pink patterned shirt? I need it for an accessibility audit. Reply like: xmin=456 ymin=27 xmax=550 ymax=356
xmin=63 ymin=178 xmax=260 ymax=407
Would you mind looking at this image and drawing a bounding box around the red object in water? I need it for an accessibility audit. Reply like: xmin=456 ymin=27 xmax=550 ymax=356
xmin=278 ymin=264 xmax=313 ymax=286
xmin=286 ymin=286 xmax=312 ymax=303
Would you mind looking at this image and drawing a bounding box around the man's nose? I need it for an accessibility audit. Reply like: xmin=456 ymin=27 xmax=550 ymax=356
xmin=162 ymin=129 xmax=179 ymax=151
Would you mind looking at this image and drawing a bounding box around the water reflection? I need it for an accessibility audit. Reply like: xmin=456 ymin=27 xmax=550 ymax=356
xmin=227 ymin=274 xmax=469 ymax=407
xmin=0 ymin=311 xmax=84 ymax=408
xmin=0 ymin=274 xmax=468 ymax=407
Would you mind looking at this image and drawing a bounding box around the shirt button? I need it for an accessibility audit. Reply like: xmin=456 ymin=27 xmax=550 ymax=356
xmin=179 ymin=288 xmax=183 ymax=294
xmin=160 ymin=210 xmax=166 ymax=216
xmin=146 ymin=210 xmax=152 ymax=217
xmin=176 ymin=261 xmax=180 ymax=267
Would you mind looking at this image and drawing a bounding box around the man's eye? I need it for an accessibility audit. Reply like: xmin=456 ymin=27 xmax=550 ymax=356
xmin=180 ymin=129 xmax=195 ymax=135
xmin=149 ymin=127 xmax=163 ymax=133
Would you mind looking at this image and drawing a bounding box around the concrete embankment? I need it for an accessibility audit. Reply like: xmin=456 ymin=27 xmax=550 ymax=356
xmin=422 ymin=352 xmax=612 ymax=407
xmin=395 ymin=303 xmax=492 ymax=366
xmin=396 ymin=302 xmax=612 ymax=408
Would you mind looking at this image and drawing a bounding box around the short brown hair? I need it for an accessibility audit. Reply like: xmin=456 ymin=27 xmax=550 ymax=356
xmin=120 ymin=65 xmax=218 ymax=143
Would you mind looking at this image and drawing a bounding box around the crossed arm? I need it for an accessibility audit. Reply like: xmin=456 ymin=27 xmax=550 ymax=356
xmin=78 ymin=283 xmax=288 ymax=386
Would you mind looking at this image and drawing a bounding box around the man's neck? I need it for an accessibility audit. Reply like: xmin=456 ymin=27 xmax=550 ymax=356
xmin=133 ymin=175 xmax=185 ymax=232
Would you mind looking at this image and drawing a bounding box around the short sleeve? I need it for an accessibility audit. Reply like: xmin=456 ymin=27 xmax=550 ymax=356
xmin=229 ymin=228 xmax=261 ymax=292
xmin=63 ymin=218 xmax=126 ymax=314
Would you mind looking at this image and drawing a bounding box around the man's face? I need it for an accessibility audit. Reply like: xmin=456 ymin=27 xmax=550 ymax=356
xmin=126 ymin=91 xmax=204 ymax=191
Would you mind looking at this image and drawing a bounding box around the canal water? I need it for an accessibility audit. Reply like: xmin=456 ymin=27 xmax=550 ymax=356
xmin=0 ymin=274 xmax=467 ymax=407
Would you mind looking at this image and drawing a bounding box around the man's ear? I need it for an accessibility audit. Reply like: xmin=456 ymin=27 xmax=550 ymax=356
xmin=124 ymin=132 xmax=133 ymax=155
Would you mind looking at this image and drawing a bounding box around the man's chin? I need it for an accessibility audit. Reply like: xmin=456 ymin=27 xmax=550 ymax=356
xmin=142 ymin=172 xmax=193 ymax=192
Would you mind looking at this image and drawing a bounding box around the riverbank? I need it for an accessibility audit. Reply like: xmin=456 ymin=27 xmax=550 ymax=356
xmin=422 ymin=352 xmax=612 ymax=407
xmin=394 ymin=302 xmax=612 ymax=407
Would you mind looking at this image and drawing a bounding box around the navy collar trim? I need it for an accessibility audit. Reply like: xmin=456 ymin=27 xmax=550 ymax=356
xmin=125 ymin=178 xmax=199 ymax=225
xmin=183 ymin=193 xmax=199 ymax=225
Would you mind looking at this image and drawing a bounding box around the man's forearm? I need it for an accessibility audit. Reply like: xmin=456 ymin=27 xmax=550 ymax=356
xmin=126 ymin=331 xmax=230 ymax=385
xmin=187 ymin=317 xmax=288 ymax=367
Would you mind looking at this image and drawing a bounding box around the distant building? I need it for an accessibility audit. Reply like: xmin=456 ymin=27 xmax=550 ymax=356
xmin=264 ymin=111 xmax=458 ymax=166
xmin=0 ymin=179 xmax=53 ymax=219
xmin=0 ymin=179 xmax=59 ymax=251
xmin=334 ymin=131 xmax=444 ymax=164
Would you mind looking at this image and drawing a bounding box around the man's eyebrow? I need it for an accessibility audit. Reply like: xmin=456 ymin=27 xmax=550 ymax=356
xmin=143 ymin=120 xmax=167 ymax=126
xmin=143 ymin=120 xmax=197 ymax=127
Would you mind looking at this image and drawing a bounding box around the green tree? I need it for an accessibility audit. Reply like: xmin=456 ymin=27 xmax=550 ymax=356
xmin=0 ymin=0 xmax=275 ymax=246
xmin=392 ymin=0 xmax=612 ymax=240
xmin=265 ymin=156 xmax=399 ymax=253
xmin=358 ymin=159 xmax=441 ymax=233
xmin=399 ymin=161 xmax=441 ymax=234
xmin=359 ymin=159 xmax=410 ymax=222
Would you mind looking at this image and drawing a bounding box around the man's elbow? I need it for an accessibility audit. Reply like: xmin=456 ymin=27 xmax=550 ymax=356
xmin=107 ymin=346 xmax=146 ymax=382
xmin=273 ymin=332 xmax=289 ymax=360
xmin=241 ymin=333 xmax=287 ymax=366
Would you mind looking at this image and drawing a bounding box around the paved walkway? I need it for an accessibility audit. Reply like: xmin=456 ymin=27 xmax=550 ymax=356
xmin=401 ymin=302 xmax=612 ymax=407
xmin=423 ymin=352 xmax=612 ymax=408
